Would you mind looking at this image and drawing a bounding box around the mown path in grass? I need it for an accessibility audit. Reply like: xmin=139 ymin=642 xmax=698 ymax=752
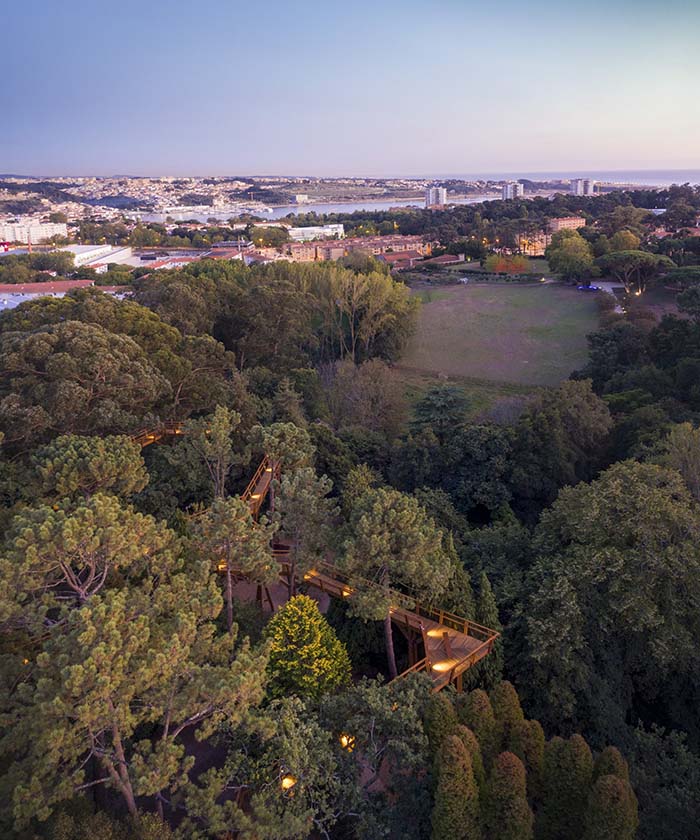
xmin=402 ymin=283 xmax=599 ymax=389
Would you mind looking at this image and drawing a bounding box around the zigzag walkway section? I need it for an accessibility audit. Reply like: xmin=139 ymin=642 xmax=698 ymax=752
xmin=134 ymin=424 xmax=499 ymax=691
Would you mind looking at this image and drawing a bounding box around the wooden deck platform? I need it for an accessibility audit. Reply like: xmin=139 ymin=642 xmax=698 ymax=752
xmin=286 ymin=558 xmax=499 ymax=692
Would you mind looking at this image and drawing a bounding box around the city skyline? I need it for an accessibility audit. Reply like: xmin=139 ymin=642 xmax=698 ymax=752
xmin=2 ymin=0 xmax=699 ymax=176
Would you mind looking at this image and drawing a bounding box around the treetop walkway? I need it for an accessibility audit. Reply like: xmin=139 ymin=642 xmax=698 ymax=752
xmin=134 ymin=425 xmax=499 ymax=692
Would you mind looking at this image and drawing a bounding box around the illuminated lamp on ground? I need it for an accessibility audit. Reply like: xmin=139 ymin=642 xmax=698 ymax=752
xmin=280 ymin=773 xmax=297 ymax=792
xmin=339 ymin=733 xmax=355 ymax=752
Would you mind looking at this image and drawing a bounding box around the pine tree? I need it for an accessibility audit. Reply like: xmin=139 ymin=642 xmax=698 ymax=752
xmin=456 ymin=689 xmax=499 ymax=769
xmin=275 ymin=467 xmax=337 ymax=598
xmin=273 ymin=378 xmax=307 ymax=428
xmin=482 ymin=751 xmax=533 ymax=840
xmin=263 ymin=594 xmax=351 ymax=700
xmin=510 ymin=718 xmax=545 ymax=802
xmin=193 ymin=495 xmax=278 ymax=635
xmin=431 ymin=734 xmax=482 ymax=840
xmin=490 ymin=681 xmax=525 ymax=753
xmin=538 ymin=735 xmax=594 ymax=840
xmin=33 ymin=434 xmax=148 ymax=501
xmin=582 ymin=775 xmax=639 ymax=840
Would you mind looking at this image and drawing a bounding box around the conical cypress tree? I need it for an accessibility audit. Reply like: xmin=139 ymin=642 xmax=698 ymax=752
xmin=538 ymin=734 xmax=594 ymax=840
xmin=263 ymin=594 xmax=351 ymax=700
xmin=457 ymin=689 xmax=499 ymax=769
xmin=424 ymin=692 xmax=459 ymax=760
xmin=482 ymin=751 xmax=534 ymax=840
xmin=474 ymin=573 xmax=504 ymax=689
xmin=510 ymin=718 xmax=545 ymax=802
xmin=593 ymin=746 xmax=630 ymax=783
xmin=582 ymin=775 xmax=639 ymax=840
xmin=490 ymin=681 xmax=525 ymax=753
xmin=455 ymin=724 xmax=486 ymax=790
xmin=431 ymin=734 xmax=482 ymax=840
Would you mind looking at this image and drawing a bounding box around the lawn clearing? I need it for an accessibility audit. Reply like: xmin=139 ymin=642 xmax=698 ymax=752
xmin=401 ymin=283 xmax=599 ymax=387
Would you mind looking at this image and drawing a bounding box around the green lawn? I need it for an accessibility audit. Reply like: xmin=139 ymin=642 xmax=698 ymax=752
xmin=400 ymin=283 xmax=599 ymax=390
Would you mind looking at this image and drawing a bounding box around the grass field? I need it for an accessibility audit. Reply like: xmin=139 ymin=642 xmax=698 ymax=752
xmin=397 ymin=283 xmax=599 ymax=413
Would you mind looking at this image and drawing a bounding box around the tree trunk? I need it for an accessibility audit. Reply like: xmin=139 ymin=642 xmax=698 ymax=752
xmin=226 ymin=559 xmax=234 ymax=635
xmin=384 ymin=611 xmax=398 ymax=679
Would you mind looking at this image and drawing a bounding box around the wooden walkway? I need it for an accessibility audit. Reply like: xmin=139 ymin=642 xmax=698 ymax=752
xmin=240 ymin=456 xmax=279 ymax=517
xmin=133 ymin=426 xmax=499 ymax=692
xmin=279 ymin=557 xmax=499 ymax=692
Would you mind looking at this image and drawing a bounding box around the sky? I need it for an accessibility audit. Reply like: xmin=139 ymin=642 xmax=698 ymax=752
xmin=1 ymin=0 xmax=699 ymax=177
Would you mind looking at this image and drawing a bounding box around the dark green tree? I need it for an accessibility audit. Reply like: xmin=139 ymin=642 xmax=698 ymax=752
xmin=431 ymin=734 xmax=482 ymax=840
xmin=582 ymin=775 xmax=639 ymax=840
xmin=482 ymin=751 xmax=533 ymax=840
xmin=538 ymin=735 xmax=594 ymax=840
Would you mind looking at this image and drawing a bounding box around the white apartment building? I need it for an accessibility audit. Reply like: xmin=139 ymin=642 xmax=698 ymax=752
xmin=570 ymin=178 xmax=595 ymax=196
xmin=425 ymin=186 xmax=448 ymax=207
xmin=502 ymin=182 xmax=525 ymax=200
xmin=287 ymin=224 xmax=345 ymax=242
xmin=0 ymin=221 xmax=68 ymax=243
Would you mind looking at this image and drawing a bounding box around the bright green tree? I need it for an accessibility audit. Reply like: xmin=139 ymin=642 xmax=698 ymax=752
xmin=193 ymin=496 xmax=277 ymax=634
xmin=33 ymin=434 xmax=148 ymax=501
xmin=263 ymin=595 xmax=351 ymax=700
xmin=482 ymin=751 xmax=533 ymax=840
xmin=341 ymin=488 xmax=455 ymax=678
xmin=431 ymin=734 xmax=482 ymax=840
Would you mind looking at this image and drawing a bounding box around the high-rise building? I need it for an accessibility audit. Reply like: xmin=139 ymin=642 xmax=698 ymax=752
xmin=570 ymin=178 xmax=595 ymax=196
xmin=425 ymin=186 xmax=447 ymax=207
xmin=502 ymin=182 xmax=525 ymax=200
